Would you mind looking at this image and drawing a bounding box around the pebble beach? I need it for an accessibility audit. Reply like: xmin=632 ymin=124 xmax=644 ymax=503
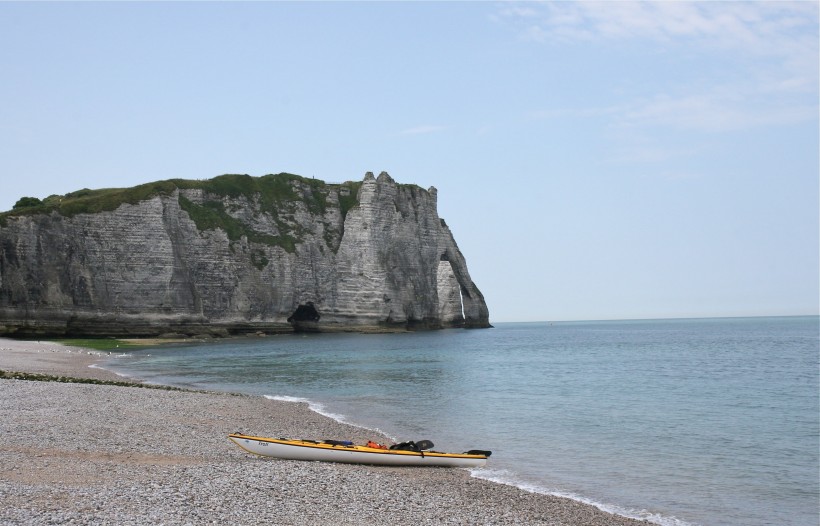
xmin=0 ymin=338 xmax=648 ymax=525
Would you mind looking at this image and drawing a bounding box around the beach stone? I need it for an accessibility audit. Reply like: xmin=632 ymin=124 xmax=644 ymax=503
xmin=0 ymin=378 xmax=648 ymax=525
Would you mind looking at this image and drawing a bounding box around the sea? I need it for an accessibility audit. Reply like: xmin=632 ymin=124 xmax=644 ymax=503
xmin=101 ymin=316 xmax=819 ymax=526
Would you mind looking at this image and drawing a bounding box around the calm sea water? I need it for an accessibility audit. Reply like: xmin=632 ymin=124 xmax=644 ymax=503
xmin=103 ymin=317 xmax=819 ymax=526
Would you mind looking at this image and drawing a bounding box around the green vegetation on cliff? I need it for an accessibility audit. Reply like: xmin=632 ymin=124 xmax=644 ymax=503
xmin=0 ymin=180 xmax=181 ymax=223
xmin=176 ymin=173 xmax=326 ymax=214
xmin=0 ymin=173 xmax=363 ymax=236
xmin=0 ymin=173 xmax=358 ymax=217
xmin=338 ymin=181 xmax=363 ymax=218
xmin=178 ymin=195 xmax=297 ymax=253
xmin=12 ymin=196 xmax=42 ymax=209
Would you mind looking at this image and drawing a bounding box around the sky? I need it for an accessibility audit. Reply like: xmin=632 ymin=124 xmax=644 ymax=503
xmin=0 ymin=1 xmax=817 ymax=322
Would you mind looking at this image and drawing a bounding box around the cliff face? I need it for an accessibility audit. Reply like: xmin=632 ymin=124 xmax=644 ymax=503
xmin=0 ymin=172 xmax=490 ymax=337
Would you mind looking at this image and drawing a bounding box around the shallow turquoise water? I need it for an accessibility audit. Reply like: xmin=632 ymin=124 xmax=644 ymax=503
xmin=104 ymin=317 xmax=819 ymax=526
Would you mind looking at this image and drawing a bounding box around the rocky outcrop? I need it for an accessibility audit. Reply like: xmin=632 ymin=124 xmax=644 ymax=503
xmin=0 ymin=172 xmax=490 ymax=337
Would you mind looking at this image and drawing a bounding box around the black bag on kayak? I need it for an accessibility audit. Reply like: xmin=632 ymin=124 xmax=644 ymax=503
xmin=415 ymin=440 xmax=434 ymax=451
xmin=389 ymin=440 xmax=434 ymax=452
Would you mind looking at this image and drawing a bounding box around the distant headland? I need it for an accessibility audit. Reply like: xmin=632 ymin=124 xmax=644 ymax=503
xmin=0 ymin=171 xmax=490 ymax=338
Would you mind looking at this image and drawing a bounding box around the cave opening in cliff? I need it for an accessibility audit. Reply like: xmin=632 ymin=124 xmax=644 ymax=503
xmin=287 ymin=302 xmax=321 ymax=323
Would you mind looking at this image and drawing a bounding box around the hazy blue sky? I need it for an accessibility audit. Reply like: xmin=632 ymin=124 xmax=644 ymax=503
xmin=1 ymin=2 xmax=817 ymax=322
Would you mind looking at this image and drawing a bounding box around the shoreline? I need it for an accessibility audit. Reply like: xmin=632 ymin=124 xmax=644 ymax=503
xmin=0 ymin=337 xmax=650 ymax=525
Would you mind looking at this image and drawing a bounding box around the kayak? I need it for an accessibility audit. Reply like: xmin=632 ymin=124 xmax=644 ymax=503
xmin=228 ymin=433 xmax=491 ymax=467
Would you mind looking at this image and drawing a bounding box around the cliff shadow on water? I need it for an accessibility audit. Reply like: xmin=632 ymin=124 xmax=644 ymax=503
xmin=0 ymin=171 xmax=490 ymax=338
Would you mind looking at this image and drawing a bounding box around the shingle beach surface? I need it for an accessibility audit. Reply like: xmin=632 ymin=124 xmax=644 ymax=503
xmin=0 ymin=339 xmax=647 ymax=525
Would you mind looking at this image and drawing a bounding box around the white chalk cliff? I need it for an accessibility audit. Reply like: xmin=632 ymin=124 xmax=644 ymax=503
xmin=0 ymin=171 xmax=490 ymax=337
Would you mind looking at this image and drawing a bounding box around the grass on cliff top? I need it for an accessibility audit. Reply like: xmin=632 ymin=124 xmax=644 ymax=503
xmin=0 ymin=174 xmax=374 ymax=254
xmin=0 ymin=173 xmax=364 ymax=221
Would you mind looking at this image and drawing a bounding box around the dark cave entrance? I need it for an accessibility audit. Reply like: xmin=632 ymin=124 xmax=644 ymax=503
xmin=287 ymin=302 xmax=321 ymax=332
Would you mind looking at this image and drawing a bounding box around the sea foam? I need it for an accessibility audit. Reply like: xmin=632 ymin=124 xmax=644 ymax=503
xmin=263 ymin=394 xmax=397 ymax=441
xmin=88 ymin=363 xmax=133 ymax=378
xmin=469 ymin=467 xmax=696 ymax=526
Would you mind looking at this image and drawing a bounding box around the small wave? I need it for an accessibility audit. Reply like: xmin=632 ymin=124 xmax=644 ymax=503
xmin=88 ymin=363 xmax=133 ymax=379
xmin=264 ymin=394 xmax=347 ymax=422
xmin=469 ymin=468 xmax=698 ymax=526
xmin=265 ymin=395 xmax=347 ymax=424
xmin=263 ymin=395 xmax=397 ymax=441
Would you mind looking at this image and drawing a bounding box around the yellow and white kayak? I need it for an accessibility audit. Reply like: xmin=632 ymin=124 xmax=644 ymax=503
xmin=228 ymin=433 xmax=490 ymax=467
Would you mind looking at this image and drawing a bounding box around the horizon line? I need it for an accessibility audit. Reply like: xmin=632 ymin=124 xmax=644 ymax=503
xmin=490 ymin=314 xmax=819 ymax=324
